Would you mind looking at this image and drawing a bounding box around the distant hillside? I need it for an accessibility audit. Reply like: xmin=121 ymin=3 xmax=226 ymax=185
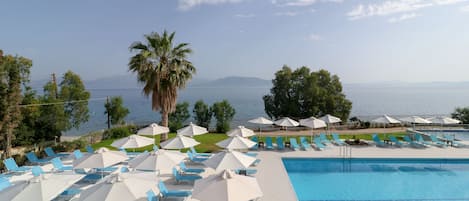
xmin=191 ymin=76 xmax=271 ymax=87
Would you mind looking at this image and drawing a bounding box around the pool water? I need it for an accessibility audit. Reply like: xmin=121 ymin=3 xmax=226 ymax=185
xmin=418 ymin=129 xmax=469 ymax=141
xmin=283 ymin=158 xmax=469 ymax=201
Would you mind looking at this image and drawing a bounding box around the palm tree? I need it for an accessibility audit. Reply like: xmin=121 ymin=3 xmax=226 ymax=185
xmin=129 ymin=31 xmax=195 ymax=142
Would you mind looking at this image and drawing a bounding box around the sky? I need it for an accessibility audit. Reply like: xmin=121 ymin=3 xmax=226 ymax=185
xmin=1 ymin=0 xmax=469 ymax=83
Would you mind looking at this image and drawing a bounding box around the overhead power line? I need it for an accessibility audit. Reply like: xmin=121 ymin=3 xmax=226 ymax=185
xmin=19 ymin=97 xmax=108 ymax=108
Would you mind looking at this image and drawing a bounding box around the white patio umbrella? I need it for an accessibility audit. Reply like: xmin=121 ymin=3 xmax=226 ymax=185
xmin=274 ymin=117 xmax=299 ymax=127
xmin=73 ymin=148 xmax=128 ymax=169
xmin=400 ymin=116 xmax=431 ymax=124
xmin=427 ymin=116 xmax=461 ymax=124
xmin=248 ymin=117 xmax=274 ymax=136
xmin=110 ymin=135 xmax=154 ymax=150
xmin=128 ymin=150 xmax=186 ymax=174
xmin=216 ymin=136 xmax=257 ymax=150
xmin=79 ymin=172 xmax=160 ymax=201
xmin=227 ymin=126 xmax=255 ymax=138
xmin=0 ymin=173 xmax=84 ymax=201
xmin=300 ymin=117 xmax=327 ymax=141
xmin=177 ymin=122 xmax=208 ymax=137
xmin=371 ymin=115 xmax=401 ymax=128
xmin=192 ymin=169 xmax=263 ymax=201
xmin=203 ymin=150 xmax=257 ymax=172
xmin=160 ymin=135 xmax=200 ymax=149
xmin=136 ymin=123 xmax=169 ymax=136
xmin=319 ymin=114 xmax=342 ymax=124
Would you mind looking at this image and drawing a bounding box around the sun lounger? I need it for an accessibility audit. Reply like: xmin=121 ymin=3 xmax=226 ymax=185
xmin=234 ymin=169 xmax=257 ymax=175
xmin=31 ymin=166 xmax=45 ymax=176
xmin=146 ymin=190 xmax=160 ymax=201
xmin=276 ymin=137 xmax=285 ymax=150
xmin=0 ymin=177 xmax=11 ymax=191
xmin=430 ymin=134 xmax=447 ymax=147
xmin=158 ymin=181 xmax=192 ymax=198
xmin=190 ymin=147 xmax=212 ymax=157
xmin=443 ymin=134 xmax=464 ymax=147
xmin=58 ymin=188 xmax=82 ymax=200
xmin=415 ymin=134 xmax=431 ymax=147
xmin=86 ymin=145 xmax=94 ymax=153
xmin=332 ymin=134 xmax=345 ymax=146
xmin=187 ymin=151 xmax=208 ymax=163
xmin=372 ymin=134 xmax=387 ymax=147
xmin=299 ymin=137 xmax=312 ymax=150
xmin=172 ymin=168 xmax=202 ymax=184
xmin=265 ymin=137 xmax=274 ymax=150
xmin=289 ymin=138 xmax=301 ymax=151
xmin=119 ymin=148 xmax=140 ymax=158
xmin=73 ymin=150 xmax=84 ymax=159
xmin=250 ymin=136 xmax=259 ymax=150
xmin=320 ymin=133 xmax=331 ymax=144
xmin=74 ymin=169 xmax=102 ymax=183
xmin=3 ymin=158 xmax=31 ymax=173
xmin=388 ymin=135 xmax=403 ymax=147
xmin=51 ymin=157 xmax=73 ymax=171
xmin=44 ymin=147 xmax=69 ymax=158
xmin=26 ymin=151 xmax=50 ymax=165
xmin=180 ymin=162 xmax=205 ymax=174
xmin=313 ymin=137 xmax=326 ymax=150
xmin=403 ymin=135 xmax=425 ymax=148
xmin=244 ymin=152 xmax=258 ymax=157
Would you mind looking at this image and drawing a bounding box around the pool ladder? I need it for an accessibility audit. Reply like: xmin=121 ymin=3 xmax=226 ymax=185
xmin=339 ymin=145 xmax=352 ymax=172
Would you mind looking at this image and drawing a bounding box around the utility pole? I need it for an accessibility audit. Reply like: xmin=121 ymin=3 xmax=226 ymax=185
xmin=51 ymin=73 xmax=58 ymax=99
xmin=106 ymin=96 xmax=111 ymax=129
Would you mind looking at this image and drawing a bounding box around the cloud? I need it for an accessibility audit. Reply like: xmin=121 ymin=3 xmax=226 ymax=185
xmin=272 ymin=0 xmax=342 ymax=7
xmin=178 ymin=0 xmax=244 ymax=10
xmin=309 ymin=33 xmax=322 ymax=41
xmin=347 ymin=0 xmax=467 ymax=20
xmin=275 ymin=11 xmax=299 ymax=16
xmin=388 ymin=12 xmax=420 ymax=23
xmin=461 ymin=5 xmax=469 ymax=11
xmin=234 ymin=13 xmax=255 ymax=18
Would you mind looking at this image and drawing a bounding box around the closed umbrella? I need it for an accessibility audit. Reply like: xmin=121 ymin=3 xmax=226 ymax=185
xmin=79 ymin=172 xmax=160 ymax=201
xmin=203 ymin=150 xmax=257 ymax=172
xmin=0 ymin=173 xmax=84 ymax=201
xmin=177 ymin=122 xmax=208 ymax=137
xmin=193 ymin=169 xmax=263 ymax=201
xmin=129 ymin=150 xmax=186 ymax=174
xmin=111 ymin=135 xmax=154 ymax=151
xmin=160 ymin=135 xmax=200 ymax=149
xmin=216 ymin=136 xmax=257 ymax=150
xmin=227 ymin=126 xmax=255 ymax=138
xmin=73 ymin=148 xmax=128 ymax=169
xmin=137 ymin=123 xmax=169 ymax=136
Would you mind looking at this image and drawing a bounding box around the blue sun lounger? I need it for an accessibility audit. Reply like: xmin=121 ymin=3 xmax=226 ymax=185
xmin=0 ymin=177 xmax=12 ymax=191
xmin=443 ymin=134 xmax=464 ymax=147
xmin=430 ymin=134 xmax=447 ymax=147
xmin=389 ymin=135 xmax=403 ymax=147
xmin=289 ymin=138 xmax=300 ymax=151
xmin=403 ymin=135 xmax=425 ymax=148
xmin=276 ymin=137 xmax=285 ymax=150
xmin=44 ymin=147 xmax=69 ymax=158
xmin=265 ymin=137 xmax=274 ymax=150
xmin=86 ymin=145 xmax=94 ymax=153
xmin=320 ymin=133 xmax=331 ymax=144
xmin=234 ymin=169 xmax=258 ymax=175
xmin=187 ymin=151 xmax=207 ymax=163
xmin=332 ymin=134 xmax=345 ymax=146
xmin=3 ymin=158 xmax=31 ymax=173
xmin=250 ymin=136 xmax=258 ymax=150
xmin=372 ymin=134 xmax=387 ymax=147
xmin=51 ymin=157 xmax=73 ymax=171
xmin=180 ymin=162 xmax=205 ymax=174
xmin=158 ymin=181 xmax=192 ymax=198
xmin=313 ymin=137 xmax=326 ymax=150
xmin=190 ymin=147 xmax=212 ymax=157
xmin=299 ymin=137 xmax=312 ymax=150
xmin=146 ymin=190 xmax=160 ymax=201
xmin=415 ymin=134 xmax=431 ymax=147
xmin=172 ymin=168 xmax=202 ymax=184
xmin=26 ymin=152 xmax=50 ymax=165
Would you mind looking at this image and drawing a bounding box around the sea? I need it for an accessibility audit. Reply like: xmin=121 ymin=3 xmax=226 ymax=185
xmin=64 ymin=83 xmax=469 ymax=136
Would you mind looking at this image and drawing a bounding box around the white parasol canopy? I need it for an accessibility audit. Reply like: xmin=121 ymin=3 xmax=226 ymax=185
xmin=226 ymin=126 xmax=255 ymax=138
xmin=128 ymin=150 xmax=186 ymax=173
xmin=73 ymin=148 xmax=128 ymax=169
xmin=160 ymin=135 xmax=200 ymax=149
xmin=274 ymin=117 xmax=299 ymax=127
xmin=0 ymin=173 xmax=84 ymax=201
xmin=111 ymin=135 xmax=154 ymax=149
xmin=177 ymin=122 xmax=208 ymax=137
xmin=79 ymin=172 xmax=160 ymax=201
xmin=216 ymin=136 xmax=257 ymax=150
xmin=400 ymin=116 xmax=431 ymax=124
xmin=136 ymin=123 xmax=169 ymax=136
xmin=319 ymin=114 xmax=342 ymax=124
xmin=299 ymin=117 xmax=327 ymax=129
xmin=371 ymin=115 xmax=401 ymax=124
xmin=192 ymin=169 xmax=263 ymax=201
xmin=203 ymin=150 xmax=257 ymax=172
xmin=427 ymin=116 xmax=461 ymax=124
xmin=248 ymin=117 xmax=273 ymax=125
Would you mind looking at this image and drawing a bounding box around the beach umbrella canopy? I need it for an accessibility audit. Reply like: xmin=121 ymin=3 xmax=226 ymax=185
xmin=177 ymin=122 xmax=208 ymax=137
xmin=248 ymin=117 xmax=273 ymax=125
xmin=227 ymin=126 xmax=255 ymax=137
xmin=400 ymin=116 xmax=431 ymax=124
xmin=79 ymin=172 xmax=160 ymax=201
xmin=299 ymin=117 xmax=327 ymax=129
xmin=128 ymin=150 xmax=186 ymax=173
xmin=192 ymin=169 xmax=263 ymax=201
xmin=427 ymin=116 xmax=461 ymax=124
xmin=371 ymin=115 xmax=401 ymax=124
xmin=136 ymin=123 xmax=169 ymax=136
xmin=319 ymin=114 xmax=342 ymax=124
xmin=203 ymin=150 xmax=257 ymax=172
xmin=73 ymin=148 xmax=128 ymax=169
xmin=0 ymin=173 xmax=84 ymax=201
xmin=160 ymin=135 xmax=200 ymax=149
xmin=110 ymin=134 xmax=154 ymax=149
xmin=216 ymin=136 xmax=257 ymax=150
xmin=274 ymin=117 xmax=299 ymax=127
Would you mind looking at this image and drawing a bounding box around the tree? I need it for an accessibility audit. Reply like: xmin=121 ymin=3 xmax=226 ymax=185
xmin=452 ymin=107 xmax=469 ymax=124
xmin=128 ymin=30 xmax=196 ymax=142
xmin=0 ymin=50 xmax=32 ymax=157
xmin=193 ymin=100 xmax=212 ymax=128
xmin=212 ymin=100 xmax=236 ymax=133
xmin=15 ymin=86 xmax=40 ymax=146
xmin=59 ymin=71 xmax=90 ymax=129
xmin=263 ymin=66 xmax=352 ymax=121
xmin=168 ymin=102 xmax=190 ymax=132
xmin=104 ymin=96 xmax=130 ymax=126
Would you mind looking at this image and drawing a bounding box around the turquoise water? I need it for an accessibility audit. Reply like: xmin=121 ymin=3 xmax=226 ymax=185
xmin=283 ymin=158 xmax=469 ymax=201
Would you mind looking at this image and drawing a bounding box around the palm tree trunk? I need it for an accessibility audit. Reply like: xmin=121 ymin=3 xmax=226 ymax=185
xmin=160 ymin=110 xmax=169 ymax=142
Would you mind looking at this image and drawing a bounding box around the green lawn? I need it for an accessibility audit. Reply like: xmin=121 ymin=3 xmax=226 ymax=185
xmin=90 ymin=132 xmax=407 ymax=153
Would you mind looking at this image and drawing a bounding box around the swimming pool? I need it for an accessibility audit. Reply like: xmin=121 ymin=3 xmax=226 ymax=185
xmin=283 ymin=158 xmax=469 ymax=201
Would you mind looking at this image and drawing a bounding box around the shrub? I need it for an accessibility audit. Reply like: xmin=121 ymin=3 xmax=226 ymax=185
xmin=103 ymin=125 xmax=136 ymax=140
xmin=212 ymin=100 xmax=236 ymax=133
